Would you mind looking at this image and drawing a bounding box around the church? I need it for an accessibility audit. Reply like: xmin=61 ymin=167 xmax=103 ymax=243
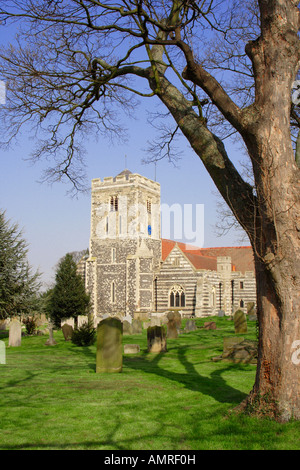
xmin=80 ymin=170 xmax=257 ymax=319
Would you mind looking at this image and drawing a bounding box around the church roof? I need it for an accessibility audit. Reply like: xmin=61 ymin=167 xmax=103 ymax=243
xmin=161 ymin=239 xmax=254 ymax=273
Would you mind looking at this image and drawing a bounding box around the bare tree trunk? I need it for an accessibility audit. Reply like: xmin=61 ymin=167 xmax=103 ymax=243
xmin=245 ymin=134 xmax=300 ymax=421
xmin=247 ymin=254 xmax=300 ymax=421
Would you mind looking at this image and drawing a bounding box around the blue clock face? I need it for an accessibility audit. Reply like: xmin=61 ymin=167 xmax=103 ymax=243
xmin=148 ymin=225 xmax=152 ymax=236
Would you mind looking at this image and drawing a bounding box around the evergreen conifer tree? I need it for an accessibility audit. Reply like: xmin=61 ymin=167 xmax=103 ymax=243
xmin=0 ymin=210 xmax=41 ymax=319
xmin=48 ymin=253 xmax=90 ymax=328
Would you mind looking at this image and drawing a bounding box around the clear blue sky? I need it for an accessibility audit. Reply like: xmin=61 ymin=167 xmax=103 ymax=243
xmin=0 ymin=20 xmax=249 ymax=289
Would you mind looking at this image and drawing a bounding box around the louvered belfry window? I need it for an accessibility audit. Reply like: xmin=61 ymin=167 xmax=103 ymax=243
xmin=110 ymin=196 xmax=118 ymax=212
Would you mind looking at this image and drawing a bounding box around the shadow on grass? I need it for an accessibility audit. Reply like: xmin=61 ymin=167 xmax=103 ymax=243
xmin=63 ymin=334 xmax=249 ymax=406
xmin=123 ymin=346 xmax=248 ymax=405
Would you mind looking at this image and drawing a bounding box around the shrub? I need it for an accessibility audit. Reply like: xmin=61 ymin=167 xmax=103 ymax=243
xmin=23 ymin=316 xmax=37 ymax=335
xmin=71 ymin=321 xmax=96 ymax=346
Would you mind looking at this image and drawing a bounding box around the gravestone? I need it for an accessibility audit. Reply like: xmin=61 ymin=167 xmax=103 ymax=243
xmin=223 ymin=336 xmax=245 ymax=354
xmin=212 ymin=336 xmax=257 ymax=364
xmin=62 ymin=323 xmax=73 ymax=341
xmin=247 ymin=302 xmax=256 ymax=316
xmin=167 ymin=310 xmax=182 ymax=329
xmin=123 ymin=320 xmax=133 ymax=335
xmin=167 ymin=317 xmax=178 ymax=338
xmin=124 ymin=344 xmax=140 ymax=354
xmin=185 ymin=319 xmax=197 ymax=332
xmin=147 ymin=326 xmax=167 ymax=353
xmin=45 ymin=322 xmax=57 ymax=345
xmin=96 ymin=317 xmax=123 ymax=373
xmin=204 ymin=321 xmax=217 ymax=330
xmin=9 ymin=319 xmax=21 ymax=347
xmin=132 ymin=319 xmax=142 ymax=334
xmin=218 ymin=310 xmax=225 ymax=317
xmin=0 ymin=341 xmax=5 ymax=364
xmin=234 ymin=309 xmax=248 ymax=333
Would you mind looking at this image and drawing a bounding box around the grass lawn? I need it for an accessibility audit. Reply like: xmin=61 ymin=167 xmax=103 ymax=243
xmin=0 ymin=316 xmax=299 ymax=450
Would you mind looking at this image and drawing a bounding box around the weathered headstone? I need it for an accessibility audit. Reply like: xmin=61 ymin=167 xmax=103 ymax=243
xmin=124 ymin=344 xmax=140 ymax=354
xmin=204 ymin=321 xmax=217 ymax=330
xmin=147 ymin=325 xmax=167 ymax=353
xmin=123 ymin=320 xmax=133 ymax=335
xmin=218 ymin=310 xmax=225 ymax=317
xmin=132 ymin=319 xmax=142 ymax=334
xmin=185 ymin=319 xmax=197 ymax=332
xmin=212 ymin=336 xmax=257 ymax=363
xmin=223 ymin=336 xmax=245 ymax=354
xmin=247 ymin=302 xmax=256 ymax=316
xmin=96 ymin=317 xmax=123 ymax=373
xmin=233 ymin=309 xmax=248 ymax=333
xmin=167 ymin=317 xmax=178 ymax=338
xmin=62 ymin=323 xmax=73 ymax=341
xmin=167 ymin=310 xmax=182 ymax=329
xmin=0 ymin=341 xmax=6 ymax=364
xmin=45 ymin=322 xmax=57 ymax=346
xmin=9 ymin=319 xmax=21 ymax=347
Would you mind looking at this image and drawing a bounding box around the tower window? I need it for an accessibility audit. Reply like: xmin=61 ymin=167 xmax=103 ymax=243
xmin=112 ymin=248 xmax=116 ymax=263
xmin=147 ymin=200 xmax=152 ymax=214
xmin=110 ymin=196 xmax=118 ymax=212
xmin=240 ymin=281 xmax=244 ymax=289
xmin=111 ymin=281 xmax=116 ymax=304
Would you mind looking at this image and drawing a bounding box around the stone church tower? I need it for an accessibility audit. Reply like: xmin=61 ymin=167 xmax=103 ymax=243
xmin=86 ymin=170 xmax=161 ymax=318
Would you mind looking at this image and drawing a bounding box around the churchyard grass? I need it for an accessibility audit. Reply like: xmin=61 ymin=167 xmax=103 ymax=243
xmin=0 ymin=317 xmax=298 ymax=450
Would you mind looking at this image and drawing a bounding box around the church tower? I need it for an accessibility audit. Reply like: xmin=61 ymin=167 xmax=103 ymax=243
xmin=86 ymin=170 xmax=161 ymax=319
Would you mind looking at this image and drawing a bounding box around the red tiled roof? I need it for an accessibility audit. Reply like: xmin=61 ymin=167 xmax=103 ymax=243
xmin=184 ymin=252 xmax=218 ymax=271
xmin=161 ymin=239 xmax=254 ymax=273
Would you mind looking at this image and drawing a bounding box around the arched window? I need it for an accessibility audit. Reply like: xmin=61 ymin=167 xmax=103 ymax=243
xmin=169 ymin=285 xmax=185 ymax=308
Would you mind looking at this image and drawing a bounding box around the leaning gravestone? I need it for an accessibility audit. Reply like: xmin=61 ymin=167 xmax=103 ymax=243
xmin=96 ymin=317 xmax=123 ymax=373
xmin=234 ymin=309 xmax=248 ymax=333
xmin=9 ymin=319 xmax=21 ymax=347
xmin=212 ymin=336 xmax=257 ymax=363
xmin=247 ymin=302 xmax=256 ymax=316
xmin=62 ymin=323 xmax=73 ymax=341
xmin=147 ymin=325 xmax=167 ymax=353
